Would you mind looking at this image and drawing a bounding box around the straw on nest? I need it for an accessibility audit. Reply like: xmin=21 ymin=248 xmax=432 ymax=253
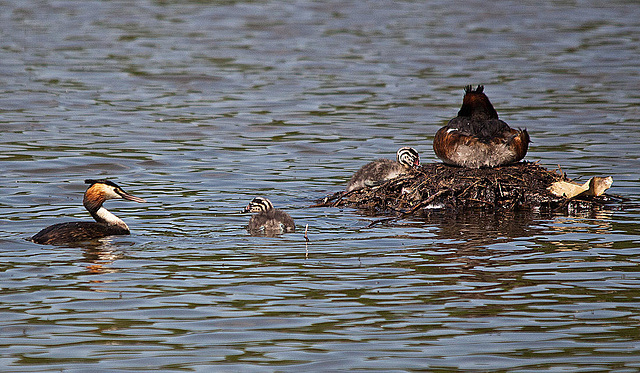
xmin=317 ymin=162 xmax=611 ymax=216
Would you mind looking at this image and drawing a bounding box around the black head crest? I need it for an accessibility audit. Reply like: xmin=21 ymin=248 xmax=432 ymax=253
xmin=464 ymin=85 xmax=484 ymax=94
xmin=85 ymin=179 xmax=121 ymax=189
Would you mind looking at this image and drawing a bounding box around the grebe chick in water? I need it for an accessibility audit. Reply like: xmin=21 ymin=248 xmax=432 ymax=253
xmin=346 ymin=147 xmax=420 ymax=192
xmin=31 ymin=179 xmax=146 ymax=245
xmin=242 ymin=197 xmax=295 ymax=236
xmin=433 ymin=85 xmax=530 ymax=168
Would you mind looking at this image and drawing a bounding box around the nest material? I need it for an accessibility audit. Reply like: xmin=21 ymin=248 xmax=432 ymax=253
xmin=318 ymin=162 xmax=611 ymax=216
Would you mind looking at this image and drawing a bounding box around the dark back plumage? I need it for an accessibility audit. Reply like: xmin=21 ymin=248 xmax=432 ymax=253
xmin=31 ymin=221 xmax=130 ymax=245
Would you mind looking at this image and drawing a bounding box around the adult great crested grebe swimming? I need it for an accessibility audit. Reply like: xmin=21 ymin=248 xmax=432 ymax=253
xmin=31 ymin=179 xmax=146 ymax=245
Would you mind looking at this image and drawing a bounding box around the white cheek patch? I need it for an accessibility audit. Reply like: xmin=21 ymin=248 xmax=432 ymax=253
xmin=447 ymin=128 xmax=457 ymax=134
xmin=105 ymin=187 xmax=122 ymax=199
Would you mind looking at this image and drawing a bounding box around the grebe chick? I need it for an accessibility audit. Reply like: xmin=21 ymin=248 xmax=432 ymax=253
xmin=31 ymin=179 xmax=146 ymax=245
xmin=433 ymin=85 xmax=530 ymax=168
xmin=242 ymin=197 xmax=295 ymax=236
xmin=346 ymin=147 xmax=420 ymax=192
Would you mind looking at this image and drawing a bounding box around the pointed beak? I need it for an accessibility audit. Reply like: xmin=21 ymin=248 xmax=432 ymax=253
xmin=120 ymin=191 xmax=147 ymax=203
xmin=241 ymin=204 xmax=251 ymax=213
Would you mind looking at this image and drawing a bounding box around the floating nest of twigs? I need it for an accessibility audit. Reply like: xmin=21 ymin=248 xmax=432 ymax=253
xmin=316 ymin=162 xmax=615 ymax=216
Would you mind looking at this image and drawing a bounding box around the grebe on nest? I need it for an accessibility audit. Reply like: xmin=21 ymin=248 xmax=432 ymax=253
xmin=346 ymin=147 xmax=420 ymax=192
xmin=433 ymin=85 xmax=530 ymax=168
xmin=242 ymin=197 xmax=295 ymax=236
xmin=31 ymin=179 xmax=146 ymax=245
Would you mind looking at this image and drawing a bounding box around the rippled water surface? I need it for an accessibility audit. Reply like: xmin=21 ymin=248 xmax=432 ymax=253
xmin=2 ymin=0 xmax=640 ymax=371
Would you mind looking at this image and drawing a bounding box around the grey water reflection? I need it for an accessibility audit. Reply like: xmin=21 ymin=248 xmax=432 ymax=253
xmin=2 ymin=0 xmax=640 ymax=371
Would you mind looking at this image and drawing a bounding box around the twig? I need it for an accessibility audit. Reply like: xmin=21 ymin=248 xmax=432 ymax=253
xmin=496 ymin=176 xmax=504 ymax=198
xmin=309 ymin=192 xmax=345 ymax=207
xmin=366 ymin=217 xmax=397 ymax=228
xmin=304 ymin=224 xmax=309 ymax=259
xmin=467 ymin=198 xmax=494 ymax=206
xmin=458 ymin=179 xmax=483 ymax=197
xmin=304 ymin=224 xmax=309 ymax=243
xmin=403 ymin=189 xmax=448 ymax=215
